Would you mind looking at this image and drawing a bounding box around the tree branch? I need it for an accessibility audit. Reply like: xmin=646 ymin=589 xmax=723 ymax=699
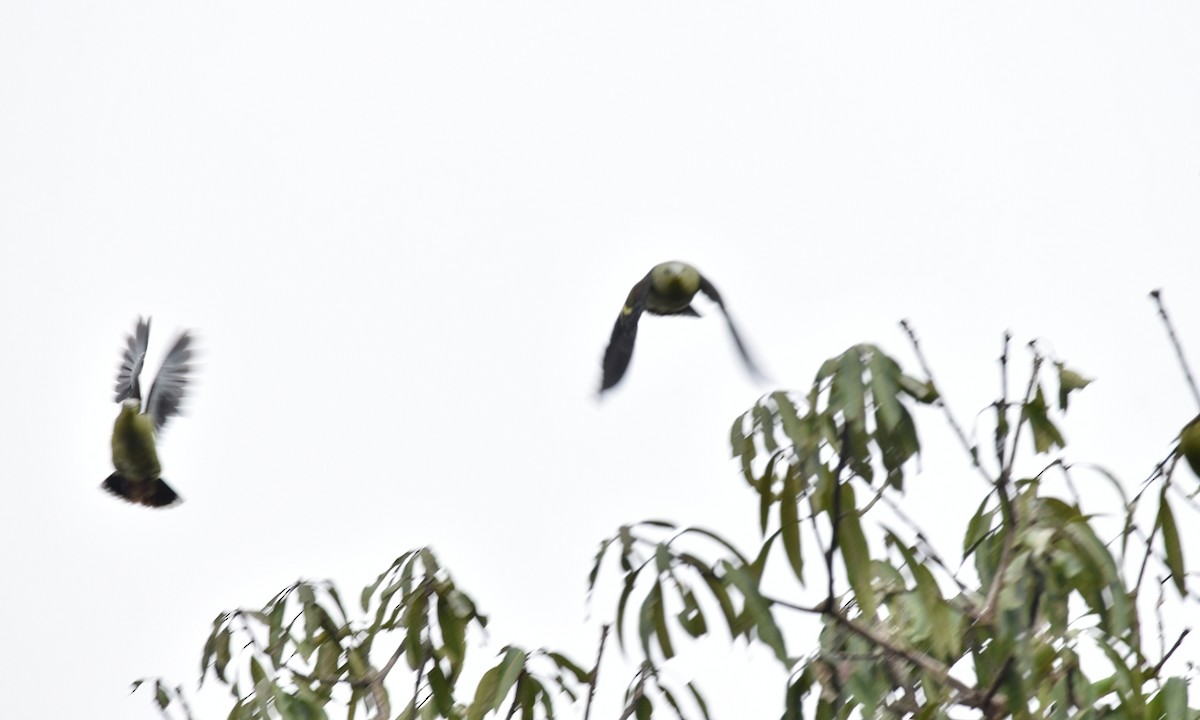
xmin=1150 ymin=289 xmax=1200 ymax=411
xmin=1152 ymin=628 xmax=1191 ymax=675
xmin=766 ymin=593 xmax=1000 ymax=714
xmin=583 ymin=624 xmax=610 ymax=720
xmin=900 ymin=320 xmax=996 ymax=486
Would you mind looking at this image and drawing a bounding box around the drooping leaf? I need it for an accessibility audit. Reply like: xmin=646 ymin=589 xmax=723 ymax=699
xmin=963 ymin=497 xmax=996 ymax=560
xmin=721 ymin=560 xmax=788 ymax=664
xmin=898 ymin=373 xmax=939 ymax=404
xmin=492 ymin=647 xmax=527 ymax=712
xmin=1156 ymin=488 xmax=1187 ymax=596
xmin=687 ymin=682 xmax=712 ymax=720
xmin=867 ymin=350 xmax=904 ymax=433
xmin=437 ymin=592 xmax=466 ymax=674
xmin=836 ymin=483 xmax=876 ymax=618
xmin=1055 ymin=363 xmax=1093 ymax=411
xmin=780 ymin=471 xmax=805 ymax=584
xmin=1021 ymin=386 xmax=1066 ymax=454
xmin=829 ymin=347 xmax=867 ymax=426
xmin=467 ymin=665 xmax=500 ymax=720
xmin=428 ymin=664 xmax=454 ymax=717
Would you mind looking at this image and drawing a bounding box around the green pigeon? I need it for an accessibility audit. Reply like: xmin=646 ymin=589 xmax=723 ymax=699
xmin=601 ymin=261 xmax=762 ymax=392
xmin=102 ymin=317 xmax=193 ymax=507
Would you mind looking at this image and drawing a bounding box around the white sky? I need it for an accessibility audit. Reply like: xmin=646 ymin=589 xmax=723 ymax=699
xmin=3 ymin=3 xmax=1200 ymax=718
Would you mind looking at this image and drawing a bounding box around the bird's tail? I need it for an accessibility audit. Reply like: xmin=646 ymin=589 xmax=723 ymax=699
xmin=102 ymin=472 xmax=182 ymax=508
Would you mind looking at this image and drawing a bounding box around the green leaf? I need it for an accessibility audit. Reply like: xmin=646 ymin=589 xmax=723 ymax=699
xmin=635 ymin=695 xmax=652 ymax=720
xmin=830 ymin=348 xmax=866 ymax=425
xmin=587 ymin=539 xmax=612 ymax=597
xmin=773 ymin=391 xmax=807 ymax=448
xmin=155 ymin=680 xmax=170 ymax=709
xmin=867 ymin=350 xmax=904 ymax=433
xmin=1021 ymin=386 xmax=1066 ymax=453
xmin=755 ymin=403 xmax=779 ymax=453
xmin=248 ymin=656 xmax=267 ymax=689
xmin=1055 ymin=363 xmax=1092 ymax=411
xmin=638 ymin=581 xmax=673 ymax=660
xmin=676 ymin=586 xmax=707 ymax=637
xmin=437 ymin=592 xmax=466 ymax=674
xmin=1158 ymin=677 xmax=1187 ymax=720
xmin=679 ymin=554 xmax=737 ymax=638
xmin=730 ymin=413 xmax=747 ymax=459
xmin=722 ymin=560 xmax=788 ymax=664
xmin=686 ymin=682 xmax=712 ymax=720
xmin=780 ymin=472 xmax=805 ymax=584
xmin=214 ymin=627 xmax=232 ymax=682
xmin=546 ymin=651 xmax=589 ymax=684
xmin=492 ymin=647 xmax=527 ymax=711
xmin=898 ymin=374 xmax=938 ymax=403
xmin=1157 ymin=488 xmax=1187 ymax=596
xmin=963 ymin=497 xmax=995 ymax=559
xmin=467 ymin=665 xmax=500 ymax=720
xmin=1061 ymin=522 xmax=1131 ymax=636
xmin=658 ymin=685 xmax=686 ymax=720
xmin=837 ymin=483 xmax=876 ymax=618
xmin=405 ymin=588 xmax=429 ymax=670
xmin=535 ymin=677 xmax=555 ymax=720
xmin=616 ymin=574 xmax=638 ymax=651
xmin=346 ymin=646 xmax=368 ymax=681
xmin=428 ymin=664 xmax=454 ymax=717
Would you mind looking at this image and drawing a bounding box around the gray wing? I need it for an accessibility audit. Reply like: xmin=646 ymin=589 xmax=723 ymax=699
xmin=146 ymin=331 xmax=194 ymax=431
xmin=600 ymin=273 xmax=652 ymax=392
xmin=697 ymin=275 xmax=765 ymax=381
xmin=114 ymin=317 xmax=150 ymax=402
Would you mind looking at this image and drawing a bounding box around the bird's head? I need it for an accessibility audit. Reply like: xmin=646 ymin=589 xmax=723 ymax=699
xmin=650 ymin=261 xmax=701 ymax=301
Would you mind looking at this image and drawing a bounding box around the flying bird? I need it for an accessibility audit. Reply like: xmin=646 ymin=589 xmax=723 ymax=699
xmin=102 ymin=317 xmax=194 ymax=508
xmin=600 ymin=261 xmax=763 ymax=392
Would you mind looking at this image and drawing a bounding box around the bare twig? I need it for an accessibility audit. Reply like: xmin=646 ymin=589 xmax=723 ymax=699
xmin=582 ymin=624 xmax=610 ymax=720
xmin=996 ymin=332 xmax=1012 ymax=472
xmin=1003 ymin=348 xmax=1042 ymax=481
xmin=1152 ymin=628 xmax=1191 ymax=675
xmin=900 ymin=320 xmax=996 ymax=486
xmin=1150 ymin=289 xmax=1200 ymax=410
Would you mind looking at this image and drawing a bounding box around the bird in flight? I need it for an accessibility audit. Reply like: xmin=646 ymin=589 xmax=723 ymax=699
xmin=600 ymin=261 xmax=763 ymax=392
xmin=102 ymin=317 xmax=194 ymax=507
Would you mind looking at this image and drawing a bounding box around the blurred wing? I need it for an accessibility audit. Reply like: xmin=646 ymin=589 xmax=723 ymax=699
xmin=698 ymin=275 xmax=765 ymax=381
xmin=113 ymin=317 xmax=150 ymax=402
xmin=146 ymin=332 xmax=194 ymax=431
xmin=600 ymin=274 xmax=652 ymax=392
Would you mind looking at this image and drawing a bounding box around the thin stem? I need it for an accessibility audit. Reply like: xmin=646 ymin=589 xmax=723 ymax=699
xmin=582 ymin=624 xmax=610 ymax=720
xmin=996 ymin=332 xmax=1012 ymax=473
xmin=1152 ymin=628 xmax=1191 ymax=675
xmin=1150 ymin=289 xmax=1200 ymax=410
xmin=900 ymin=320 xmax=996 ymax=486
xmin=1003 ymin=349 xmax=1042 ymax=480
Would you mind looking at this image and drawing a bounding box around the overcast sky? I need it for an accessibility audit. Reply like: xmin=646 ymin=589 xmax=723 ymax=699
xmin=3 ymin=3 xmax=1200 ymax=718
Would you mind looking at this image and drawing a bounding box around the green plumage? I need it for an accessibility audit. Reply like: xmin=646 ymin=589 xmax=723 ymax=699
xmin=101 ymin=317 xmax=192 ymax=508
xmin=600 ymin=261 xmax=762 ymax=392
xmin=111 ymin=403 xmax=162 ymax=483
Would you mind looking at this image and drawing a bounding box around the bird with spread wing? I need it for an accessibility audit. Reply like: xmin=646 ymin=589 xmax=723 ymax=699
xmin=102 ymin=317 xmax=194 ymax=507
xmin=600 ymin=261 xmax=763 ymax=393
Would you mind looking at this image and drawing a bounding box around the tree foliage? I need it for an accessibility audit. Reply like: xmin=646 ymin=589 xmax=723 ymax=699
xmin=140 ymin=306 xmax=1200 ymax=719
